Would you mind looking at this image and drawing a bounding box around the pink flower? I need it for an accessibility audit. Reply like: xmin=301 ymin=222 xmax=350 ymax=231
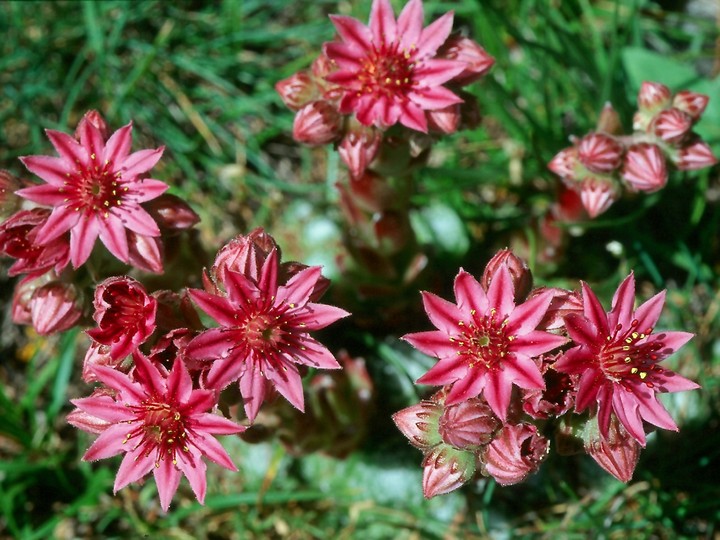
xmin=86 ymin=276 xmax=157 ymax=360
xmin=186 ymin=249 xmax=350 ymax=422
xmin=275 ymin=71 xmax=317 ymax=111
xmin=17 ymin=113 xmax=168 ymax=268
xmin=72 ymin=352 xmax=244 ymax=511
xmin=555 ymin=273 xmax=699 ymax=445
xmin=621 ymin=143 xmax=668 ymax=193
xmin=404 ymin=266 xmax=567 ymax=421
xmin=324 ymin=0 xmax=465 ymax=132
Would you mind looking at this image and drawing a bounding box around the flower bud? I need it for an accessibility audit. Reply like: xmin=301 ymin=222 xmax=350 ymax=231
xmin=577 ymin=133 xmax=623 ymax=173
xmin=393 ymin=400 xmax=444 ymax=450
xmin=438 ymin=398 xmax=499 ymax=449
xmin=529 ymin=286 xmax=583 ymax=331
xmin=579 ymin=176 xmax=618 ymax=218
xmin=674 ymin=139 xmax=718 ymax=170
xmin=585 ymin=415 xmax=641 ymax=482
xmin=637 ymin=81 xmax=672 ymax=114
xmin=81 ymin=342 xmax=120 ymax=383
xmin=548 ymin=147 xmax=580 ymax=180
xmin=427 ymin=103 xmax=461 ymax=134
xmin=210 ymin=228 xmax=278 ymax=289
xmin=30 ymin=281 xmax=83 ymax=335
xmin=481 ymin=249 xmax=533 ymax=302
xmin=338 ymin=127 xmax=381 ymax=179
xmin=596 ymin=102 xmax=622 ymax=135
xmin=12 ymin=274 xmax=54 ymax=325
xmin=422 ymin=446 xmax=476 ymax=498
xmin=621 ymin=143 xmax=668 ymax=192
xmin=292 ymin=101 xmax=342 ymax=145
xmin=438 ymin=34 xmax=495 ymax=86
xmin=672 ymin=90 xmax=709 ymax=120
xmin=346 ymin=171 xmax=393 ymax=213
xmin=651 ymin=108 xmax=693 ymax=143
xmin=0 ymin=208 xmax=70 ymax=276
xmin=483 ymin=423 xmax=549 ymax=485
xmin=275 ymin=71 xmax=317 ymax=111
xmin=127 ymin=231 xmax=164 ymax=274
xmin=144 ymin=194 xmax=200 ymax=232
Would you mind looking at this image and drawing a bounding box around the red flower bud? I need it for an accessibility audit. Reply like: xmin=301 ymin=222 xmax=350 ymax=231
xmin=30 ymin=281 xmax=83 ymax=335
xmin=293 ymin=101 xmax=342 ymax=146
xmin=672 ymin=90 xmax=709 ymax=120
xmin=577 ymin=133 xmax=623 ymax=174
xmin=481 ymin=249 xmax=533 ymax=303
xmin=275 ymin=71 xmax=317 ymax=111
xmin=483 ymin=423 xmax=549 ymax=485
xmin=622 ymin=143 xmax=668 ymax=193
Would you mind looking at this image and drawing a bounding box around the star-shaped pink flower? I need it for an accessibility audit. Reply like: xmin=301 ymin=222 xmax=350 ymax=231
xmin=186 ymin=249 xmax=350 ymax=422
xmin=404 ymin=266 xmax=567 ymax=421
xmin=554 ymin=273 xmax=699 ymax=445
xmin=72 ymin=352 xmax=243 ymax=512
xmin=18 ymin=113 xmax=168 ymax=268
xmin=324 ymin=0 xmax=466 ymax=132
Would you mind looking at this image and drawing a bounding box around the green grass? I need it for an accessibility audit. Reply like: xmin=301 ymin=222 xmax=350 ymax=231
xmin=1 ymin=0 xmax=719 ymax=537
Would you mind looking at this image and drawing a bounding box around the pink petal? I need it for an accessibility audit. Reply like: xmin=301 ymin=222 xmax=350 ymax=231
xmin=194 ymin=413 xmax=245 ymax=435
xmin=417 ymin=11 xmax=454 ymax=58
xmin=647 ymin=330 xmax=694 ymax=357
xmin=193 ymin=431 xmax=239 ymax=470
xmin=117 ymin=206 xmax=160 ymax=237
xmin=397 ymin=0 xmax=423 ymax=50
xmin=453 ymin=269 xmax=488 ymax=315
xmin=70 ymin=215 xmax=101 ymax=267
xmin=554 ymin=345 xmax=595 ymax=374
xmin=633 ymin=290 xmax=666 ymax=333
xmin=486 ymin=265 xmax=515 ymax=318
xmin=46 ymin=129 xmax=88 ymax=165
xmin=175 ymin=449 xmax=207 ymax=504
xmin=19 ymin=155 xmax=70 ymax=186
xmin=634 ymin=387 xmax=678 ymax=432
xmin=98 ymin=215 xmax=130 ymax=262
xmin=510 ymin=330 xmax=568 ymax=357
xmin=609 ymin=273 xmax=636 ymax=330
xmin=416 ymin=356 xmax=467 ymax=386
xmin=223 ymin=271 xmax=260 ymax=313
xmin=410 ymin=86 xmax=463 ymax=111
xmin=294 ymin=339 xmax=341 ymax=369
xmin=398 ymin=100 xmax=428 ymax=132
xmin=597 ymin=385 xmax=615 ymax=437
xmin=329 ymin=14 xmax=372 ymax=50
xmin=402 ymin=330 xmax=459 ymax=358
xmin=293 ymin=303 xmax=350 ymax=330
xmin=612 ymin=388 xmax=646 ymax=445
xmin=239 ymin=365 xmax=267 ymax=422
xmin=445 ymin=368 xmax=487 ymax=405
xmin=71 ymin=395 xmax=132 ymax=423
xmin=581 ymin=281 xmax=610 ymax=337
xmin=507 ymin=289 xmax=554 ymax=335
xmin=167 ymin=357 xmax=193 ymax=404
xmin=421 ymin=291 xmax=466 ymax=335
xmin=257 ymin=249 xmax=280 ymax=301
xmin=563 ymin=312 xmax=600 ymax=349
xmin=77 ymin=117 xmax=105 ymax=163
xmin=187 ymin=289 xmax=239 ymax=327
xmin=120 ymin=147 xmax=164 ymax=179
xmin=114 ymin=449 xmax=155 ymax=491
xmin=103 ymin=123 xmax=133 ymax=164
xmin=133 ymin=351 xmax=166 ymax=396
xmin=187 ymin=328 xmax=236 ymax=362
xmin=15 ymin=183 xmax=67 ymax=206
xmin=369 ymin=0 xmax=397 ymax=45
xmin=503 ymin=356 xmax=545 ymax=390
xmin=36 ymin=206 xmax=80 ymax=244
xmin=93 ymin=365 xmax=146 ymax=403
xmin=133 ymin=178 xmax=169 ymax=203
xmin=153 ymin=457 xmax=182 ymax=512
xmin=481 ymin=370 xmax=512 ymax=421
xmin=575 ymin=369 xmax=603 ymax=411
xmin=265 ymin=361 xmax=305 ymax=412
xmin=323 ymin=42 xmax=364 ymax=69
xmin=654 ymin=369 xmax=700 ymax=393
xmin=82 ymin=423 xmax=129 ymax=461
xmin=413 ymin=59 xmax=467 ymax=87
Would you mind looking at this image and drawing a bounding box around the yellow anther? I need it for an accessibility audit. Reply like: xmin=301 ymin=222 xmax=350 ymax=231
xmin=630 ymin=367 xmax=638 ymax=374
xmin=639 ymin=372 xmax=647 ymax=379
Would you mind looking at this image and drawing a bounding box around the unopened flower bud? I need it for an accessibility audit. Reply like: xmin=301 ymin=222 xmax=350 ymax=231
xmin=144 ymin=194 xmax=200 ymax=232
xmin=672 ymin=90 xmax=709 ymax=120
xmin=422 ymin=446 xmax=475 ymax=498
xmin=438 ymin=34 xmax=495 ymax=86
xmin=637 ymin=81 xmax=672 ymax=114
xmin=674 ymin=139 xmax=718 ymax=170
xmin=585 ymin=416 xmax=641 ymax=482
xmin=577 ymin=133 xmax=623 ymax=173
xmin=393 ymin=400 xmax=444 ymax=450
xmin=30 ymin=281 xmax=83 ymax=335
xmin=438 ymin=398 xmax=499 ymax=449
xmin=651 ymin=108 xmax=693 ymax=143
xmin=548 ymin=147 xmax=580 ymax=180
xmin=596 ymin=102 xmax=622 ymax=135
xmin=622 ymin=143 xmax=668 ymax=192
xmin=293 ymin=101 xmax=342 ymax=145
xmin=275 ymin=71 xmax=317 ymax=111
xmin=483 ymin=423 xmax=549 ymax=485
xmin=579 ymin=176 xmax=618 ymax=218
xmin=12 ymin=274 xmax=54 ymax=325
xmin=211 ymin=228 xmax=278 ymax=289
xmin=127 ymin=232 xmax=163 ymax=274
xmin=338 ymin=127 xmax=381 ymax=179
xmin=427 ymin=103 xmax=461 ymax=134
xmin=75 ymin=110 xmax=109 ymax=141
xmin=482 ymin=249 xmax=533 ymax=302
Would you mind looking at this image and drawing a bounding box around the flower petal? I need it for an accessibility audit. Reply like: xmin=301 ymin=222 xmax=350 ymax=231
xmin=103 ymin=123 xmax=133 ymax=164
xmin=35 ymin=206 xmax=80 ymax=244
xmin=397 ymin=0 xmax=423 ymax=50
xmin=481 ymin=370 xmax=512 ymax=421
xmin=416 ymin=356 xmax=467 ymax=386
xmin=413 ymin=59 xmax=467 ymax=87
xmin=239 ymin=364 xmax=267 ymax=422
xmin=453 ymin=269 xmax=488 ymax=315
xmin=120 ymin=147 xmax=164 ymax=179
xmin=19 ymin=155 xmax=70 ymax=186
xmin=486 ymin=265 xmax=515 ymax=317
xmin=15 ymin=183 xmax=67 ymax=206
xmin=417 ymin=11 xmax=454 ymax=58
xmin=153 ymin=456 xmax=182 ymax=512
xmin=329 ymin=14 xmax=372 ymax=50
xmin=70 ymin=215 xmax=101 ymax=267
xmin=98 ymin=214 xmax=130 ymax=263
xmin=633 ymin=290 xmax=666 ymax=333
xmin=187 ymin=289 xmax=239 ymax=327
xmin=403 ymin=330 xmax=459 ymax=358
xmin=609 ymin=273 xmax=636 ymax=331
xmin=420 ymin=291 xmax=466 ymax=335
xmin=82 ymin=423 xmax=129 ymax=461
xmin=116 ymin=206 xmax=160 ymax=237
xmin=581 ymin=281 xmax=610 ymax=337
xmin=265 ymin=361 xmax=305 ymax=412
xmin=46 ymin=129 xmax=89 ymax=166
xmin=369 ymin=0 xmax=397 ymax=45
xmin=114 ymin=447 xmax=155 ymax=492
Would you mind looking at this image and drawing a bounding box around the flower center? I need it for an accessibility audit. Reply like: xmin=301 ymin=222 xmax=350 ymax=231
xmin=124 ymin=400 xmax=188 ymax=466
xmin=63 ymin=154 xmax=125 ymax=218
xmin=244 ymin=313 xmax=283 ymax=351
xmin=358 ymin=42 xmax=416 ymax=98
xmin=600 ymin=318 xmax=665 ymax=388
xmin=454 ymin=309 xmax=512 ymax=371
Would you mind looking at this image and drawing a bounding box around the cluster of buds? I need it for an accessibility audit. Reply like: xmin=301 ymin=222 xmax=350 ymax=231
xmin=548 ymin=81 xmax=717 ymax=218
xmin=69 ymin=228 xmax=350 ymax=510
xmin=394 ymin=249 xmax=699 ymax=497
xmin=0 ymin=111 xmax=200 ymax=336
